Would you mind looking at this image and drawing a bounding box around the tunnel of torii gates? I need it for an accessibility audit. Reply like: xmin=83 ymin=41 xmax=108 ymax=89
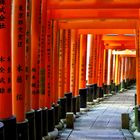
xmin=0 ymin=0 xmax=140 ymax=140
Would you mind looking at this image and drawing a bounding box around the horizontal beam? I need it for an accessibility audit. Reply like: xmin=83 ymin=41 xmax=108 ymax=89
xmin=47 ymin=0 xmax=140 ymax=9
xmin=51 ymin=9 xmax=139 ymax=19
xmin=105 ymin=45 xmax=135 ymax=50
xmin=78 ymin=29 xmax=135 ymax=34
xmin=102 ymin=35 xmax=135 ymax=41
xmin=59 ymin=20 xmax=137 ymax=29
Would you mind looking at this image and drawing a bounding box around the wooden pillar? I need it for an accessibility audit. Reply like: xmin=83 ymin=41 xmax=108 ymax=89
xmin=103 ymin=49 xmax=108 ymax=94
xmin=97 ymin=35 xmax=104 ymax=98
xmin=0 ymin=1 xmax=16 ymax=139
xmin=58 ymin=29 xmax=65 ymax=99
xmin=136 ymin=20 xmax=140 ymax=105
xmin=12 ymin=0 xmax=29 ymax=139
xmin=114 ymin=54 xmax=119 ymax=92
xmin=64 ymin=30 xmax=71 ymax=94
xmin=31 ymin=0 xmax=41 ymax=110
xmin=107 ymin=49 xmax=112 ymax=93
xmin=79 ymin=34 xmax=87 ymax=89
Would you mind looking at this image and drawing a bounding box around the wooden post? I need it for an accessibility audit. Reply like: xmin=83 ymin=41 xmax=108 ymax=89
xmin=0 ymin=1 xmax=16 ymax=139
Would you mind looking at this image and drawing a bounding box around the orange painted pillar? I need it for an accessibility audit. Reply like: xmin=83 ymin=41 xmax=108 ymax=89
xmin=136 ymin=22 xmax=140 ymax=105
xmin=31 ymin=0 xmax=41 ymax=110
xmin=58 ymin=29 xmax=65 ymax=99
xmin=39 ymin=0 xmax=47 ymax=109
xmin=0 ymin=0 xmax=16 ymax=139
xmin=75 ymin=34 xmax=80 ymax=111
xmin=124 ymin=57 xmax=128 ymax=88
xmin=114 ymin=54 xmax=119 ymax=92
xmin=97 ymin=36 xmax=104 ymax=98
xmin=25 ymin=0 xmax=36 ymax=139
xmin=111 ymin=53 xmax=116 ymax=91
xmin=52 ymin=20 xmax=61 ymax=125
xmin=45 ymin=10 xmax=56 ymax=132
xmin=64 ymin=29 xmax=74 ymax=112
xmin=107 ymin=49 xmax=112 ymax=93
xmin=12 ymin=0 xmax=29 ymax=139
xmin=120 ymin=56 xmax=125 ymax=90
xmin=31 ymin=0 xmax=42 ymax=139
xmin=87 ymin=34 xmax=98 ymax=100
xmin=52 ymin=20 xmax=59 ymax=105
xmin=70 ymin=29 xmax=77 ymax=97
xmin=79 ymin=34 xmax=87 ymax=89
xmin=103 ymin=49 xmax=108 ymax=94
xmin=25 ymin=0 xmax=31 ymax=113
xmin=12 ymin=0 xmax=26 ymax=123
xmin=40 ymin=0 xmax=49 ymax=137
xmin=117 ymin=55 xmax=121 ymax=91
xmin=64 ymin=30 xmax=71 ymax=94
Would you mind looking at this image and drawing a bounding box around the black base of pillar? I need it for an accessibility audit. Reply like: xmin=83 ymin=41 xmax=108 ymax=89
xmin=72 ymin=96 xmax=77 ymax=114
xmin=118 ymin=84 xmax=121 ymax=91
xmin=111 ymin=82 xmax=115 ymax=92
xmin=79 ymin=88 xmax=87 ymax=108
xmin=0 ymin=122 xmax=4 ymax=140
xmin=76 ymin=95 xmax=80 ymax=112
xmin=65 ymin=92 xmax=72 ymax=112
xmin=115 ymin=85 xmax=119 ymax=93
xmin=97 ymin=87 xmax=103 ymax=98
xmin=53 ymin=104 xmax=60 ymax=125
xmin=87 ymin=84 xmax=94 ymax=102
xmin=35 ymin=109 xmax=42 ymax=140
xmin=42 ymin=107 xmax=48 ymax=137
xmin=59 ymin=97 xmax=67 ymax=119
xmin=107 ymin=85 xmax=111 ymax=94
xmin=0 ymin=116 xmax=16 ymax=140
xmin=17 ymin=119 xmax=29 ymax=140
xmin=48 ymin=107 xmax=55 ymax=132
xmin=103 ymin=84 xmax=107 ymax=95
xmin=26 ymin=110 xmax=36 ymax=140
xmin=121 ymin=80 xmax=125 ymax=90
xmin=125 ymin=79 xmax=129 ymax=89
xmin=135 ymin=93 xmax=137 ymax=106
xmin=87 ymin=84 xmax=97 ymax=101
xmin=137 ymin=107 xmax=140 ymax=132
xmin=135 ymin=106 xmax=138 ymax=127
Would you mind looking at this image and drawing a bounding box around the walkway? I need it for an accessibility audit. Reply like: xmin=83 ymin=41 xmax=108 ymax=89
xmin=57 ymin=87 xmax=135 ymax=140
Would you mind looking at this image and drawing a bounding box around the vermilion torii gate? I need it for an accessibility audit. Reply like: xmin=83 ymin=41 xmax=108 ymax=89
xmin=0 ymin=0 xmax=139 ymax=140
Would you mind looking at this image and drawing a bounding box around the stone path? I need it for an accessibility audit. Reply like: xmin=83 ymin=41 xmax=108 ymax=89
xmin=57 ymin=87 xmax=135 ymax=140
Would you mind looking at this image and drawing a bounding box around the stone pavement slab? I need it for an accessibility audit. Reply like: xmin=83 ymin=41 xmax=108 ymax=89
xmin=57 ymin=87 xmax=135 ymax=140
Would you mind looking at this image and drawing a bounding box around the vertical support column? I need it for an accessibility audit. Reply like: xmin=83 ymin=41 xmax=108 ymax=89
xmin=114 ymin=54 xmax=119 ymax=93
xmin=124 ymin=57 xmax=128 ymax=89
xmin=12 ymin=0 xmax=29 ymax=139
xmin=31 ymin=0 xmax=42 ymax=139
xmin=117 ymin=55 xmax=121 ymax=92
xmin=111 ymin=53 xmax=116 ymax=92
xmin=87 ymin=34 xmax=98 ymax=101
xmin=69 ymin=29 xmax=77 ymax=110
xmin=107 ymin=49 xmax=112 ymax=94
xmin=136 ymin=22 xmax=140 ymax=106
xmin=58 ymin=29 xmax=67 ymax=119
xmin=40 ymin=0 xmax=48 ymax=137
xmin=0 ymin=1 xmax=16 ymax=140
xmin=45 ymin=10 xmax=55 ymax=132
xmin=25 ymin=0 xmax=36 ymax=139
xmin=58 ymin=29 xmax=65 ymax=99
xmin=97 ymin=35 xmax=104 ymax=98
xmin=75 ymin=34 xmax=80 ymax=112
xmin=134 ymin=17 xmax=140 ymax=135
xmin=52 ymin=20 xmax=60 ymax=125
xmin=120 ymin=57 xmax=125 ymax=91
xmin=103 ymin=49 xmax=108 ymax=95
xmin=79 ymin=34 xmax=87 ymax=108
